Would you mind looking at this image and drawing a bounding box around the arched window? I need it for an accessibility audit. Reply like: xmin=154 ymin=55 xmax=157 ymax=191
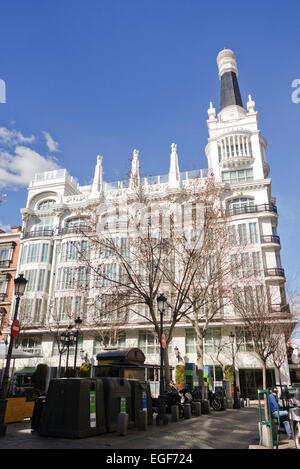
xmin=38 ymin=199 xmax=56 ymax=211
xmin=226 ymin=197 xmax=254 ymax=210
xmin=66 ymin=218 xmax=85 ymax=228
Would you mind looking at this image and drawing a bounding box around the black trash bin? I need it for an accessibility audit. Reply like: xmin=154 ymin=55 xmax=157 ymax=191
xmin=128 ymin=379 xmax=153 ymax=426
xmin=39 ymin=378 xmax=106 ymax=438
xmin=31 ymin=396 xmax=46 ymax=432
xmin=101 ymin=377 xmax=134 ymax=432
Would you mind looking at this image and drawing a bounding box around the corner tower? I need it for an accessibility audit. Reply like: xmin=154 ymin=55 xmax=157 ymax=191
xmin=205 ymin=49 xmax=269 ymax=182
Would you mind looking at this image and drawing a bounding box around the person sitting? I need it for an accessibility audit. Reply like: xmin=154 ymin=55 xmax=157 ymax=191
xmin=269 ymin=387 xmax=292 ymax=440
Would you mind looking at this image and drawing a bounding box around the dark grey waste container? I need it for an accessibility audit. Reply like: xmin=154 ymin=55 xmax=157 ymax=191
xmin=128 ymin=379 xmax=153 ymax=426
xmin=39 ymin=378 xmax=106 ymax=438
xmin=101 ymin=377 xmax=134 ymax=432
xmin=31 ymin=396 xmax=46 ymax=432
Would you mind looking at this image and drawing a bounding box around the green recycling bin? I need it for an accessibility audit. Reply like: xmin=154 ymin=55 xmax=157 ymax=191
xmin=128 ymin=379 xmax=153 ymax=425
xmin=101 ymin=377 xmax=134 ymax=432
xmin=39 ymin=378 xmax=106 ymax=438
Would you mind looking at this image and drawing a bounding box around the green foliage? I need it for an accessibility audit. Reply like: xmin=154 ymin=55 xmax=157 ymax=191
xmin=175 ymin=365 xmax=185 ymax=385
xmin=79 ymin=362 xmax=92 ymax=377
xmin=224 ymin=365 xmax=234 ymax=385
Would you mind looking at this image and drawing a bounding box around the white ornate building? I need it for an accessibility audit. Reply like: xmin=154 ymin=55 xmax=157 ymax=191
xmin=12 ymin=49 xmax=295 ymax=397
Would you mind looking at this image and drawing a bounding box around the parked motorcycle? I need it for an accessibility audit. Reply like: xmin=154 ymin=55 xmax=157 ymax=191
xmin=179 ymin=388 xmax=195 ymax=414
xmin=151 ymin=389 xmax=184 ymax=418
xmin=208 ymin=390 xmax=224 ymax=411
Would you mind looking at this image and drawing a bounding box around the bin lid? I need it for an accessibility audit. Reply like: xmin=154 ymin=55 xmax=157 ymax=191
xmin=96 ymin=347 xmax=145 ymax=363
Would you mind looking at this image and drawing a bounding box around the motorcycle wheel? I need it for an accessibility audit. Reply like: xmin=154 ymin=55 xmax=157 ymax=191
xmin=212 ymin=399 xmax=222 ymax=411
xmin=295 ymin=422 xmax=300 ymax=450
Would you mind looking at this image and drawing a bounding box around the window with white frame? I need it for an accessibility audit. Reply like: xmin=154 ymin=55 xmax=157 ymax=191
xmin=138 ymin=331 xmax=159 ymax=355
xmin=19 ymin=335 xmax=42 ymax=354
xmin=37 ymin=199 xmax=56 ymax=211
xmin=93 ymin=332 xmax=126 ymax=355
xmin=236 ymin=327 xmax=254 ymax=352
xmin=222 ymin=169 xmax=253 ymax=184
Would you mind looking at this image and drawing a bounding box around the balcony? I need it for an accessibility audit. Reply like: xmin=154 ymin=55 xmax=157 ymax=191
xmin=261 ymin=235 xmax=280 ymax=245
xmin=23 ymin=229 xmax=54 ymax=240
xmin=226 ymin=204 xmax=277 ymax=217
xmin=270 ymin=303 xmax=291 ymax=315
xmin=59 ymin=225 xmax=90 ymax=236
xmin=0 ymin=260 xmax=11 ymax=268
xmin=264 ymin=268 xmax=285 ymax=278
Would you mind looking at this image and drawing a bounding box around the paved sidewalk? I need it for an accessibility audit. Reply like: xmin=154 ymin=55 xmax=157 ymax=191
xmin=0 ymin=406 xmax=296 ymax=450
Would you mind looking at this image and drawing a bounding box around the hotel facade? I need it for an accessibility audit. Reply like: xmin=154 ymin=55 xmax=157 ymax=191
xmin=11 ymin=50 xmax=295 ymax=397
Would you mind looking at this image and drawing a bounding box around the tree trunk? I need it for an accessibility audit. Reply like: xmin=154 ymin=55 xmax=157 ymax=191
xmin=195 ymin=325 xmax=205 ymax=398
xmin=164 ymin=348 xmax=170 ymax=386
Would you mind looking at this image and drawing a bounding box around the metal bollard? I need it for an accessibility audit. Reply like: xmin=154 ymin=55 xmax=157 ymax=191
xmin=201 ymin=399 xmax=210 ymax=414
xmin=194 ymin=401 xmax=201 ymax=417
xmin=246 ymin=398 xmax=250 ymax=407
xmin=138 ymin=409 xmax=148 ymax=431
xmin=171 ymin=405 xmax=179 ymax=422
xmin=117 ymin=412 xmax=128 ymax=436
xmin=184 ymin=403 xmax=191 ymax=419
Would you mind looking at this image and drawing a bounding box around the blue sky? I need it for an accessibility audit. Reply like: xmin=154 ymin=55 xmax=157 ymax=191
xmin=0 ymin=0 xmax=300 ymax=291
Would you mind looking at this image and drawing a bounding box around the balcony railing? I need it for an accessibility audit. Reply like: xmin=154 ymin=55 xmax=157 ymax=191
xmin=59 ymin=226 xmax=90 ymax=235
xmin=270 ymin=304 xmax=291 ymax=314
xmin=0 ymin=260 xmax=11 ymax=268
xmin=261 ymin=235 xmax=280 ymax=245
xmin=226 ymin=204 xmax=278 ymax=217
xmin=264 ymin=268 xmax=285 ymax=278
xmin=23 ymin=229 xmax=54 ymax=239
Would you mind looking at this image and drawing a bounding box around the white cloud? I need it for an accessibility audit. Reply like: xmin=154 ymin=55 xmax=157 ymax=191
xmin=0 ymin=127 xmax=35 ymax=147
xmin=0 ymin=222 xmax=11 ymax=232
xmin=42 ymin=131 xmax=59 ymax=152
xmin=0 ymin=145 xmax=59 ymax=189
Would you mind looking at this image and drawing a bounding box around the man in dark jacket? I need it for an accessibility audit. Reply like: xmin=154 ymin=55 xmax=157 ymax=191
xmin=269 ymin=387 xmax=292 ymax=440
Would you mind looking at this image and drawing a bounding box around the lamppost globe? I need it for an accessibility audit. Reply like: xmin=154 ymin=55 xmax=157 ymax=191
xmin=229 ymin=331 xmax=235 ymax=344
xmin=14 ymin=274 xmax=28 ymax=297
xmin=157 ymin=293 xmax=167 ymax=313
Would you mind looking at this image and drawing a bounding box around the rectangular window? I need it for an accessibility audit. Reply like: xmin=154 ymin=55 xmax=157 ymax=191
xmin=231 ymin=254 xmax=240 ymax=279
xmin=241 ymin=253 xmax=250 ymax=277
xmin=25 ymin=269 xmax=37 ymax=291
xmin=222 ymin=168 xmax=253 ymax=183
xmin=204 ymin=328 xmax=221 ymax=353
xmin=236 ymin=327 xmax=254 ymax=352
xmin=41 ymin=243 xmax=49 ymax=262
xmin=228 ymin=225 xmax=237 ymax=246
xmin=21 ymin=245 xmax=28 ymax=264
xmin=238 ymin=224 xmax=247 ymax=245
xmin=249 ymin=223 xmax=258 ymax=244
xmin=27 ymin=244 xmax=40 ymax=263
xmin=138 ymin=331 xmax=159 ymax=355
xmin=33 ymin=299 xmax=42 ymax=322
xmin=185 ymin=329 xmax=197 ymax=354
xmin=37 ymin=269 xmax=45 ymax=291
xmin=256 ymin=285 xmax=265 ymax=312
xmin=252 ymin=252 xmax=261 ymax=276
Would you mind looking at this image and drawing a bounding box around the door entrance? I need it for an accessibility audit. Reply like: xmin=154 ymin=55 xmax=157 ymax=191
xmin=239 ymin=368 xmax=275 ymax=399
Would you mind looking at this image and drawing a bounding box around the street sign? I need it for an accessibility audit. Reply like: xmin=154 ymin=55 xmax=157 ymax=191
xmin=161 ymin=333 xmax=166 ymax=349
xmin=11 ymin=320 xmax=20 ymax=338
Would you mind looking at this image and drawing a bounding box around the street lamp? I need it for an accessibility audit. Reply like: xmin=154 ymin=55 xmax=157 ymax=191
xmin=156 ymin=293 xmax=168 ymax=425
xmin=73 ymin=316 xmax=82 ymax=374
xmin=61 ymin=325 xmax=75 ymax=377
xmin=229 ymin=331 xmax=240 ymax=409
xmin=0 ymin=274 xmax=27 ymax=437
